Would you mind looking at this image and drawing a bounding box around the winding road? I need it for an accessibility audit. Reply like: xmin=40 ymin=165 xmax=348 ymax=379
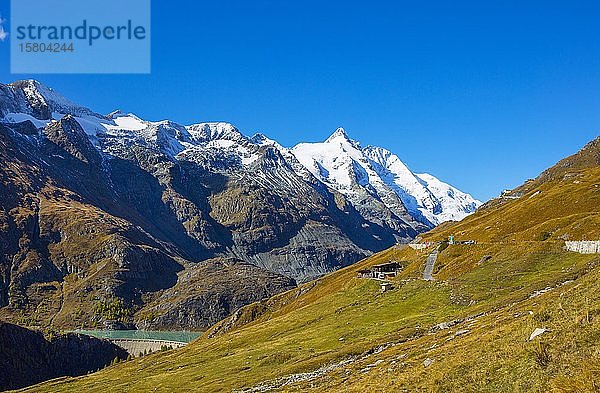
xmin=423 ymin=249 xmax=439 ymax=281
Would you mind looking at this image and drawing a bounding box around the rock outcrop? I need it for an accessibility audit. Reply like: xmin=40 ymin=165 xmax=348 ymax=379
xmin=136 ymin=258 xmax=296 ymax=330
xmin=0 ymin=322 xmax=127 ymax=391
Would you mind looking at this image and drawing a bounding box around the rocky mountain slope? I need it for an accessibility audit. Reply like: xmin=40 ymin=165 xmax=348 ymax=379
xmin=0 ymin=322 xmax=127 ymax=391
xmin=136 ymin=258 xmax=296 ymax=330
xmin=25 ymin=135 xmax=600 ymax=392
xmin=0 ymin=80 xmax=479 ymax=331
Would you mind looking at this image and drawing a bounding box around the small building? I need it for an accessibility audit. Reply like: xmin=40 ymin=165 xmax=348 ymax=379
xmin=372 ymin=262 xmax=401 ymax=273
xmin=357 ymin=261 xmax=403 ymax=280
xmin=380 ymin=282 xmax=393 ymax=293
xmin=357 ymin=269 xmax=374 ymax=279
xmin=372 ymin=262 xmax=402 ymax=279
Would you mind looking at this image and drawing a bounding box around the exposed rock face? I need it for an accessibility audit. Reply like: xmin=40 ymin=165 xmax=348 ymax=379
xmin=0 ymin=322 xmax=127 ymax=391
xmin=0 ymin=80 xmax=478 ymax=331
xmin=137 ymin=258 xmax=296 ymax=330
xmin=0 ymin=116 xmax=343 ymax=330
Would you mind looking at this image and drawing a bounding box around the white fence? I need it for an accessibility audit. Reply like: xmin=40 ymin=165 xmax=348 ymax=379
xmin=564 ymin=241 xmax=600 ymax=254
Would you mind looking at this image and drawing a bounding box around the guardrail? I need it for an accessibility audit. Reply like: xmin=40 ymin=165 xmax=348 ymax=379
xmin=565 ymin=241 xmax=600 ymax=254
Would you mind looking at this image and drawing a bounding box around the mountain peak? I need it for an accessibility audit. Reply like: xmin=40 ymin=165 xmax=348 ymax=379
xmin=325 ymin=127 xmax=349 ymax=143
xmin=4 ymin=80 xmax=100 ymax=121
xmin=10 ymin=79 xmax=43 ymax=89
xmin=250 ymin=132 xmax=270 ymax=144
xmin=11 ymin=79 xmax=70 ymax=107
xmin=186 ymin=122 xmax=247 ymax=143
xmin=107 ymin=109 xmax=128 ymax=119
xmin=323 ymin=127 xmax=363 ymax=151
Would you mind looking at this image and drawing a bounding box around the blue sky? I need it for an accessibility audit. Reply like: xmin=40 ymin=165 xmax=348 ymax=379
xmin=1 ymin=1 xmax=599 ymax=201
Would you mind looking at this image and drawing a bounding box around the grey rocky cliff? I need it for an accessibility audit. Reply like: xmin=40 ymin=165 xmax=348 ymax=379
xmin=136 ymin=258 xmax=296 ymax=330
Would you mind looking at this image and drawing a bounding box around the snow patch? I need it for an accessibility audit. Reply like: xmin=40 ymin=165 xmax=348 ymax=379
xmin=2 ymin=112 xmax=49 ymax=128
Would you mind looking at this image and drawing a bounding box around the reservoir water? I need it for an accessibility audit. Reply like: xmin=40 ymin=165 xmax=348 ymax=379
xmin=74 ymin=329 xmax=201 ymax=343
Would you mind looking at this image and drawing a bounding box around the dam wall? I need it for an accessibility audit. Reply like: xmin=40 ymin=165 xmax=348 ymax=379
xmin=110 ymin=338 xmax=186 ymax=356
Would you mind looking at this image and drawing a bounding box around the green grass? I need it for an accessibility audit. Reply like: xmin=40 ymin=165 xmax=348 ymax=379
xmin=18 ymin=152 xmax=600 ymax=392
xmin=19 ymin=239 xmax=600 ymax=392
xmin=287 ymin=262 xmax=600 ymax=392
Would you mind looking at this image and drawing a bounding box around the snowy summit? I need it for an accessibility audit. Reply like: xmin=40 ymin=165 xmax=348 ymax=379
xmin=0 ymin=80 xmax=481 ymax=229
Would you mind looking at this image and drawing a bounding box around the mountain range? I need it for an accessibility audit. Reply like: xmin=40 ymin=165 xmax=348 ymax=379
xmin=0 ymin=80 xmax=479 ymax=331
xmin=22 ymin=130 xmax=600 ymax=393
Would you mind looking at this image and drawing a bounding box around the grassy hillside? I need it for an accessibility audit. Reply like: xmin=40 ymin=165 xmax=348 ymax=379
xmin=21 ymin=138 xmax=600 ymax=392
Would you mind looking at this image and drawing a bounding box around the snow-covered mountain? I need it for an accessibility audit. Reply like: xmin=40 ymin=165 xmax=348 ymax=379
xmin=0 ymin=79 xmax=482 ymax=334
xmin=292 ymin=128 xmax=481 ymax=226
xmin=1 ymin=80 xmax=480 ymax=231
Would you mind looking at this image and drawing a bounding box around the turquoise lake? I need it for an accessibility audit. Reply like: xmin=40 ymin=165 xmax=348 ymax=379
xmin=74 ymin=330 xmax=201 ymax=343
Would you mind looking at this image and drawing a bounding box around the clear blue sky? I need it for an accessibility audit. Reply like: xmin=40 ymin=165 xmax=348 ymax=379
xmin=1 ymin=1 xmax=599 ymax=201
